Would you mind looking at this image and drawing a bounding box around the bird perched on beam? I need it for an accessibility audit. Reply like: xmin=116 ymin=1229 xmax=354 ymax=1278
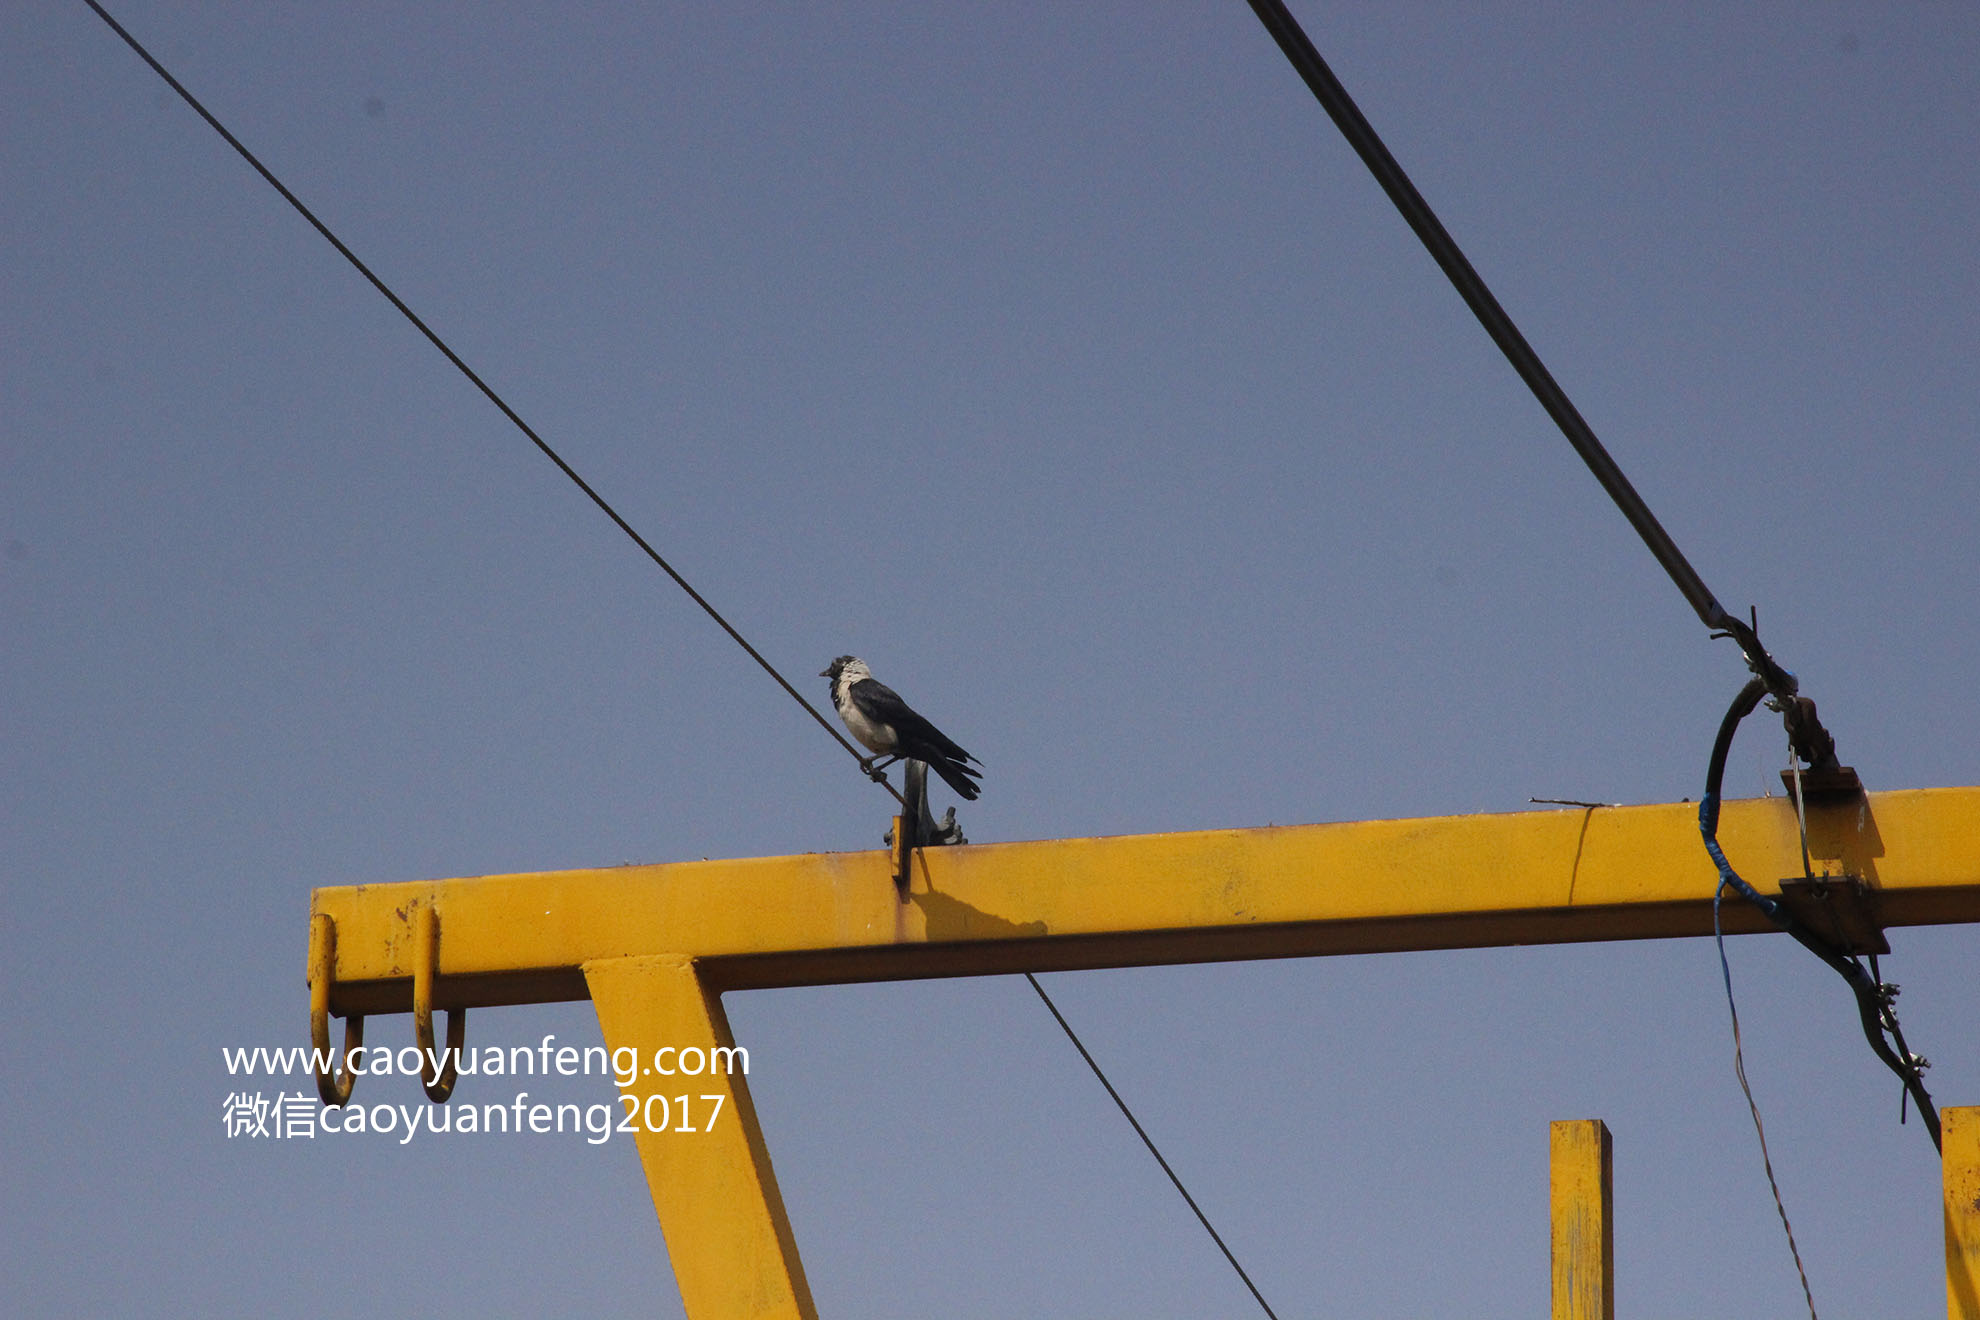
xmin=821 ymin=655 xmax=982 ymax=800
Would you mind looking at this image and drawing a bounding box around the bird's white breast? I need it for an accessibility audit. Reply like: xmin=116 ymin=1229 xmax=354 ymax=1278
xmin=834 ymin=677 xmax=896 ymax=754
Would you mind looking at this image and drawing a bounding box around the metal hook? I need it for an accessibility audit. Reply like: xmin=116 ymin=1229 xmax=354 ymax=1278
xmin=309 ymin=913 xmax=365 ymax=1107
xmin=413 ymin=903 xmax=464 ymax=1103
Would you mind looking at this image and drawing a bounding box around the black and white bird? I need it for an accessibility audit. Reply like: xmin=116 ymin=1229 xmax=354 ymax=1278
xmin=821 ymin=655 xmax=982 ymax=800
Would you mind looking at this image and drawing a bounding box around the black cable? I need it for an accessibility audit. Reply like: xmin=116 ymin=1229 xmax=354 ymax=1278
xmin=80 ymin=0 xmax=903 ymax=806
xmin=1236 ymin=12 xmax=1952 ymax=1167
xmin=1704 ymin=681 xmax=1821 ymax=1317
xmin=1699 ymin=682 xmax=1942 ymax=1152
xmin=1023 ymin=973 xmax=1282 ymax=1320
xmin=1239 ymin=0 xmax=1822 ymax=727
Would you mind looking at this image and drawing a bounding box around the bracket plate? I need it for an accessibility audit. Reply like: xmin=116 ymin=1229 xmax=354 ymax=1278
xmin=1776 ymin=872 xmax=1889 ymax=955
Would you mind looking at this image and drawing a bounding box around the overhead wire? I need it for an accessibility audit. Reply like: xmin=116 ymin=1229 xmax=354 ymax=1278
xmin=1242 ymin=0 xmax=1948 ymax=1302
xmin=1239 ymin=0 xmax=1946 ymax=1111
xmin=81 ymin=0 xmax=904 ymax=807
xmin=92 ymin=1 xmax=1944 ymax=1305
xmin=1238 ymin=0 xmax=1831 ymax=754
xmin=88 ymin=10 xmax=1274 ymax=1304
xmin=1024 ymin=973 xmax=1283 ymax=1320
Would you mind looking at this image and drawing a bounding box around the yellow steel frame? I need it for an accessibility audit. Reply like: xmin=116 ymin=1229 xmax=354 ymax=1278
xmin=307 ymin=787 xmax=1980 ymax=1319
xmin=1551 ymin=1119 xmax=1614 ymax=1320
xmin=1952 ymin=1108 xmax=1980 ymax=1320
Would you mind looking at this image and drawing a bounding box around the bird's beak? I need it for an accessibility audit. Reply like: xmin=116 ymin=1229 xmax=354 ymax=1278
xmin=818 ymin=665 xmax=832 ymax=677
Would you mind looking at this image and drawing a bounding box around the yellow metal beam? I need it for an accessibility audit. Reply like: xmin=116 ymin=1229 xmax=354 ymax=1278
xmin=303 ymin=788 xmax=1977 ymax=1319
xmin=1550 ymin=1119 xmax=1614 ymax=1320
xmin=310 ymin=787 xmax=1980 ymax=1013
xmin=1951 ymin=1107 xmax=1980 ymax=1320
xmin=585 ymin=956 xmax=817 ymax=1320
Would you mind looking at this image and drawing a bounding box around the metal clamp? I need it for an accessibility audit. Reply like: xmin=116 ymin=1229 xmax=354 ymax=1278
xmin=1774 ymin=872 xmax=1890 ymax=955
xmin=885 ymin=760 xmax=967 ymax=898
xmin=309 ymin=913 xmax=365 ymax=1107
xmin=412 ymin=904 xmax=465 ymax=1103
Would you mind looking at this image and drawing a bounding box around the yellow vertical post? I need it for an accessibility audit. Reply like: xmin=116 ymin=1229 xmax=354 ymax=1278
xmin=1550 ymin=1119 xmax=1614 ymax=1320
xmin=1950 ymin=1107 xmax=1980 ymax=1320
xmin=584 ymin=954 xmax=817 ymax=1320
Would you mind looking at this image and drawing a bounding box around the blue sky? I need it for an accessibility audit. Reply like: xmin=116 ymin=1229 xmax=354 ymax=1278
xmin=5 ymin=3 xmax=1976 ymax=1316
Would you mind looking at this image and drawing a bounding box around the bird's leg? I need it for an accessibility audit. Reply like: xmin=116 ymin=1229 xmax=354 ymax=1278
xmin=860 ymin=754 xmax=902 ymax=783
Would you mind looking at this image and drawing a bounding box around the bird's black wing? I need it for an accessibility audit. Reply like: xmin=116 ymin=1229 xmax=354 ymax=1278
xmin=850 ymin=676 xmax=982 ymax=799
xmin=852 ymin=678 xmax=973 ymax=763
xmin=846 ymin=676 xmax=912 ymax=738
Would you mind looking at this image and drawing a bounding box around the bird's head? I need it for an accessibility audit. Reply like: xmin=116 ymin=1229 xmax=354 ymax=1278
xmin=820 ymin=655 xmax=867 ymax=683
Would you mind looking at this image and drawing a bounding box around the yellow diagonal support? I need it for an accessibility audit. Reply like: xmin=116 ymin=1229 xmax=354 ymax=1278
xmin=585 ymin=956 xmax=816 ymax=1320
xmin=1550 ymin=1119 xmax=1614 ymax=1320
xmin=1950 ymin=1107 xmax=1980 ymax=1320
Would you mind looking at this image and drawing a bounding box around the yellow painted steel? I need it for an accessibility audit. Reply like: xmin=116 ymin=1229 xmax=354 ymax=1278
xmin=411 ymin=903 xmax=463 ymax=1102
xmin=309 ymin=788 xmax=1980 ymax=1014
xmin=1950 ymin=1107 xmax=1980 ymax=1320
xmin=1550 ymin=1120 xmax=1614 ymax=1320
xmin=585 ymin=956 xmax=817 ymax=1320
xmin=302 ymin=787 xmax=1979 ymax=1319
xmin=308 ymin=912 xmax=363 ymax=1106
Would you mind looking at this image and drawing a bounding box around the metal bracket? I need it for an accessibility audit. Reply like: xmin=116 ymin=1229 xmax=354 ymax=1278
xmin=1779 ymin=762 xmax=1864 ymax=803
xmin=1776 ymin=872 xmax=1889 ymax=956
xmin=884 ymin=760 xmax=966 ymax=898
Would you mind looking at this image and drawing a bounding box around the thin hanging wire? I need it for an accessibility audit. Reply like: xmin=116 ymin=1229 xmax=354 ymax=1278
xmin=1713 ymin=882 xmax=1821 ymax=1320
xmin=81 ymin=0 xmax=902 ymax=805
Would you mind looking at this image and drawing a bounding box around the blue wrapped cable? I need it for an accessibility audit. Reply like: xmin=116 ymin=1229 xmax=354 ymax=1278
xmin=1700 ymin=679 xmax=1940 ymax=1150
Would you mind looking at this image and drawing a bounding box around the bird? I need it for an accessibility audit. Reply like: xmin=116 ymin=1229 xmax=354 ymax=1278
xmin=821 ymin=655 xmax=982 ymax=800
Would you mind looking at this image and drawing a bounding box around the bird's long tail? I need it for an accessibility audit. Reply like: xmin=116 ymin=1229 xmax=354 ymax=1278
xmin=921 ymin=756 xmax=982 ymax=801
